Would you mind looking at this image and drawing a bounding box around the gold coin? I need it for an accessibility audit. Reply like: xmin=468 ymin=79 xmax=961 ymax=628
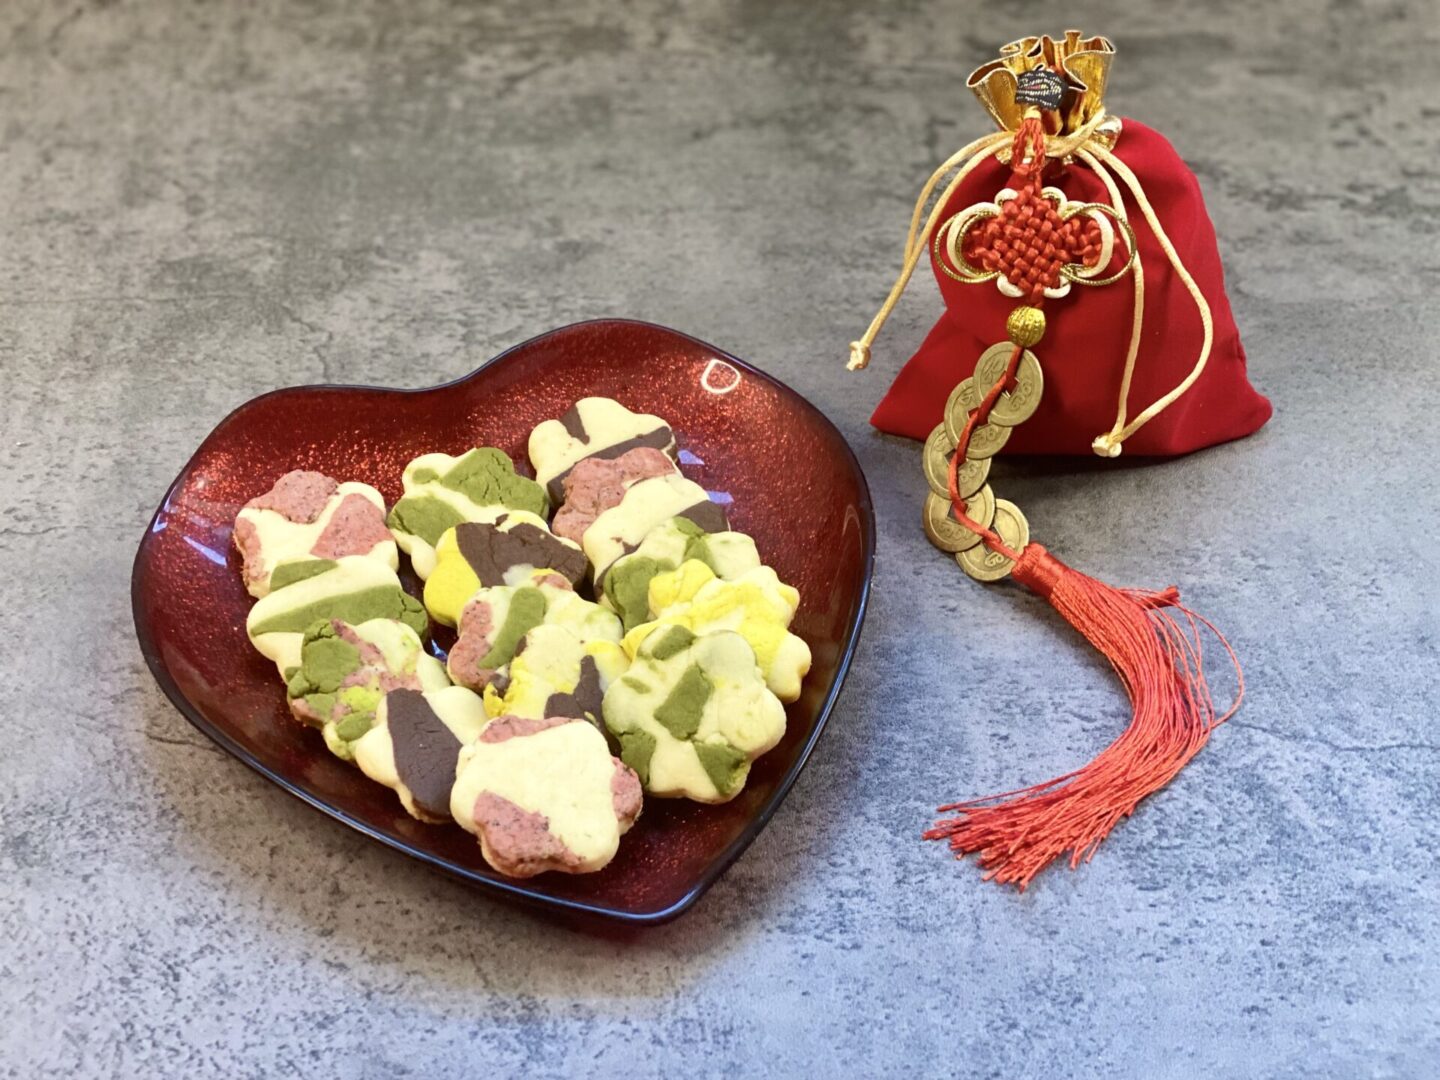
xmin=922 ymin=424 xmax=992 ymax=499
xmin=965 ymin=420 xmax=1011 ymax=459
xmin=922 ymin=485 xmax=997 ymax=554
xmin=973 ymin=343 xmax=1044 ymax=428
xmin=958 ymin=498 xmax=1031 ymax=583
xmin=942 ymin=378 xmax=982 ymax=444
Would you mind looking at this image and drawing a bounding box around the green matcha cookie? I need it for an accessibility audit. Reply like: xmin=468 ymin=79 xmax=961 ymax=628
xmin=626 ymin=561 xmax=812 ymax=703
xmin=602 ymin=624 xmax=786 ymax=804
xmin=286 ymin=617 xmax=450 ymax=761
xmin=386 ymin=449 xmax=549 ymax=579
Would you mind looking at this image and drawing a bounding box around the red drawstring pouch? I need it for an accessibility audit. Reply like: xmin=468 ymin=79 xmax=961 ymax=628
xmin=854 ymin=33 xmax=1271 ymax=458
xmin=847 ymin=32 xmax=1259 ymax=888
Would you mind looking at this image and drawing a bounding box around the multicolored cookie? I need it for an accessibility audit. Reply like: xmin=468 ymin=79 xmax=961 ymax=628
xmin=386 ymin=448 xmax=549 ymax=579
xmin=582 ymin=475 xmax=729 ymax=590
xmin=450 ymin=715 xmax=643 ymax=877
xmin=245 ymin=556 xmax=427 ymax=675
xmin=446 ymin=580 xmax=622 ymax=691
xmin=627 ymin=562 xmax=811 ymax=702
xmin=481 ymin=623 xmax=630 ymax=728
xmin=422 ymin=515 xmax=586 ymax=627
xmin=233 ymin=471 xmax=396 ymax=598
xmin=602 ymin=625 xmax=786 ymax=803
xmin=528 ymin=397 xmax=676 ymax=505
xmin=600 ymin=516 xmax=761 ymax=632
xmin=353 ymin=686 xmax=489 ymax=822
xmin=285 ymin=617 xmax=450 ymax=760
xmin=550 ymin=447 xmax=678 ymax=544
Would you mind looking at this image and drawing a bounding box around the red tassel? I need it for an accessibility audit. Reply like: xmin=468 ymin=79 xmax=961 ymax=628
xmin=923 ymin=544 xmax=1243 ymax=889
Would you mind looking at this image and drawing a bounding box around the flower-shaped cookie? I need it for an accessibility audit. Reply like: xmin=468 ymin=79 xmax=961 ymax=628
xmin=446 ymin=580 xmax=621 ymax=691
xmin=285 ymin=617 xmax=449 ymax=760
xmin=422 ymin=514 xmax=586 ymax=627
xmin=481 ymin=623 xmax=630 ymax=728
xmin=601 ymin=516 xmax=761 ymax=633
xmin=583 ymin=474 xmax=730 ymax=590
xmin=354 ymin=686 xmax=489 ymax=823
xmin=233 ymin=470 xmax=396 ymax=598
xmin=528 ymin=397 xmax=676 ymax=505
xmin=623 ymin=561 xmax=812 ymax=703
xmin=386 ymin=448 xmax=549 ymax=579
xmin=246 ymin=556 xmax=427 ymax=675
xmin=603 ymin=624 xmax=786 ymax=803
xmin=450 ymin=715 xmax=643 ymax=877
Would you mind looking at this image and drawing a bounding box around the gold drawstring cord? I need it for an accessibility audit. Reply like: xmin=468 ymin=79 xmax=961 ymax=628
xmin=847 ymin=131 xmax=1009 ymax=371
xmin=1082 ymin=145 xmax=1213 ymax=456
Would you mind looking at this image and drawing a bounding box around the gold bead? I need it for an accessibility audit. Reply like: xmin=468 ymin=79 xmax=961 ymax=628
xmin=1006 ymin=306 xmax=1046 ymax=347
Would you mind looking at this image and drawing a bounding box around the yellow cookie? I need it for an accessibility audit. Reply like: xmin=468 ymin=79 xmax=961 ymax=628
xmin=423 ymin=514 xmax=585 ymax=627
xmin=482 ymin=624 xmax=630 ymax=726
xmin=624 ymin=562 xmax=810 ymax=702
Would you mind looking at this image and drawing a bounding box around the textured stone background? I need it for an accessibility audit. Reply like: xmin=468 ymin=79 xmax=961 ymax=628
xmin=3 ymin=1 xmax=1437 ymax=1076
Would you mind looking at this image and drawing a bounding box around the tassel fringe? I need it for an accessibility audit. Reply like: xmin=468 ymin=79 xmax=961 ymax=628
xmin=923 ymin=544 xmax=1242 ymax=889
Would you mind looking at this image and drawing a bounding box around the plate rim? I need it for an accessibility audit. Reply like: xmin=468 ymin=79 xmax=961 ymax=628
xmin=130 ymin=318 xmax=875 ymax=925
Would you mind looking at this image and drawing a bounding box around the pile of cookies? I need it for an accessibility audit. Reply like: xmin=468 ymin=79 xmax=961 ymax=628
xmin=232 ymin=398 xmax=811 ymax=878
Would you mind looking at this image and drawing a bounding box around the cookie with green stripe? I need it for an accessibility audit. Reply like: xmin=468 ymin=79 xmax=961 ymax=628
xmin=386 ymin=448 xmax=549 ymax=580
xmin=601 ymin=625 xmax=785 ymax=804
xmin=246 ymin=556 xmax=428 ymax=675
xmin=285 ymin=617 xmax=450 ymax=761
xmin=446 ymin=580 xmax=621 ymax=692
xmin=481 ymin=623 xmax=631 ymax=729
xmin=600 ymin=515 xmax=761 ymax=633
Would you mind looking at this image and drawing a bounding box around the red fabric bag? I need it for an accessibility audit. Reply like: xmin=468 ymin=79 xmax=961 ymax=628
xmin=857 ymin=44 xmax=1271 ymax=457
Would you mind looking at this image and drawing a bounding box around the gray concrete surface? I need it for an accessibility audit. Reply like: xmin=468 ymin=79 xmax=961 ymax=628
xmin=3 ymin=1 xmax=1437 ymax=1076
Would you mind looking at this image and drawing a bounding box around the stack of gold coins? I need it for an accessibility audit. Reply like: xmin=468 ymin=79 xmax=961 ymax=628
xmin=919 ymin=306 xmax=1044 ymax=582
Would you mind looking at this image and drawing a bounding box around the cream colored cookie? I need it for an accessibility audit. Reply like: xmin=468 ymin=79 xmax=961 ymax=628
xmin=450 ymin=715 xmax=643 ymax=877
xmin=582 ymin=475 xmax=729 ymax=589
xmin=602 ymin=625 xmax=786 ymax=803
xmin=528 ymin=397 xmax=676 ymax=505
xmin=233 ymin=471 xmax=397 ymax=598
xmin=353 ymin=686 xmax=489 ymax=822
xmin=446 ymin=580 xmax=621 ymax=691
xmin=482 ymin=623 xmax=630 ymax=727
xmin=246 ymin=556 xmax=427 ymax=676
xmin=600 ymin=516 xmax=762 ymax=632
xmin=386 ymin=449 xmax=549 ymax=579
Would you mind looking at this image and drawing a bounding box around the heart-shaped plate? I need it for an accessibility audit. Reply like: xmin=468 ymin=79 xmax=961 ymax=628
xmin=132 ymin=319 xmax=874 ymax=924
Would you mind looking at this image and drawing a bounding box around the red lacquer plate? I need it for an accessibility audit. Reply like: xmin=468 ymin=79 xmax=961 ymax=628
xmin=132 ymin=320 xmax=874 ymax=925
